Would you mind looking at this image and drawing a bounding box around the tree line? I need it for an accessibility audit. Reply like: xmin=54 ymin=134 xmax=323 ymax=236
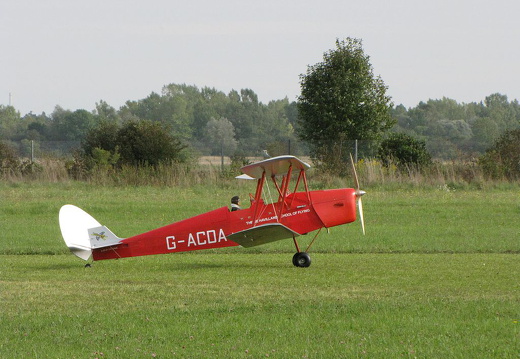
xmin=1 ymin=89 xmax=519 ymax=162
xmin=392 ymin=94 xmax=520 ymax=159
xmin=2 ymin=89 xmax=518 ymax=160
xmin=0 ymin=84 xmax=302 ymax=159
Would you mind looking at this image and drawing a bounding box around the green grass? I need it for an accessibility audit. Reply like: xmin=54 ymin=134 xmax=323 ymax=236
xmin=1 ymin=183 xmax=520 ymax=358
xmin=1 ymin=182 xmax=519 ymax=255
xmin=2 ymin=253 xmax=519 ymax=358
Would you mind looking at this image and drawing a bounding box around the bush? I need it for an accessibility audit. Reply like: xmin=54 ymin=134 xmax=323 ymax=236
xmin=82 ymin=120 xmax=120 ymax=156
xmin=116 ymin=120 xmax=186 ymax=166
xmin=81 ymin=120 xmax=187 ymax=168
xmin=378 ymin=133 xmax=432 ymax=169
xmin=0 ymin=142 xmax=44 ymax=179
xmin=479 ymin=129 xmax=520 ymax=180
xmin=0 ymin=142 xmax=18 ymax=172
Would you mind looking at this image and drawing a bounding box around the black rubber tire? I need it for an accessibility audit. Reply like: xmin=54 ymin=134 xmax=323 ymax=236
xmin=292 ymin=252 xmax=311 ymax=267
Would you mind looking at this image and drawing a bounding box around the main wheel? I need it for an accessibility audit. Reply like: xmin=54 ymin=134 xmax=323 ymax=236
xmin=292 ymin=252 xmax=311 ymax=267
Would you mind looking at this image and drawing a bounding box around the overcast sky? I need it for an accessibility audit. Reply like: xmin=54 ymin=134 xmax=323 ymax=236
xmin=1 ymin=0 xmax=519 ymax=115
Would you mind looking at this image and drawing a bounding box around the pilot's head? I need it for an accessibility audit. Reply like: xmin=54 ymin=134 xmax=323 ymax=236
xmin=231 ymin=196 xmax=240 ymax=204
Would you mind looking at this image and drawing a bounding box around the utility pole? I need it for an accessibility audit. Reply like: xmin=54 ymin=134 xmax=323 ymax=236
xmin=9 ymin=92 xmax=12 ymax=107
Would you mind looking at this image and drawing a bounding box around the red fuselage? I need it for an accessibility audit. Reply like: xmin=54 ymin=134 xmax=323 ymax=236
xmin=92 ymin=188 xmax=357 ymax=261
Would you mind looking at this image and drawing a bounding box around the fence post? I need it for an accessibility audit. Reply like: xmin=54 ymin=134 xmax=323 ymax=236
xmin=220 ymin=142 xmax=224 ymax=172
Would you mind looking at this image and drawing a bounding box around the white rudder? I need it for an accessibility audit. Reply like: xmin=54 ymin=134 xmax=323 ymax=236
xmin=59 ymin=205 xmax=123 ymax=260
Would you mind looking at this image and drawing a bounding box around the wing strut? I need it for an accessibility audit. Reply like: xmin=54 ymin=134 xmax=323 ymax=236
xmin=251 ymin=171 xmax=266 ymax=226
xmin=292 ymin=233 xmax=301 ymax=253
xmin=304 ymin=228 xmax=322 ymax=253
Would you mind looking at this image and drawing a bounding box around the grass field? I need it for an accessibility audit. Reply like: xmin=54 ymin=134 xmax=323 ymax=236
xmin=1 ymin=182 xmax=520 ymax=358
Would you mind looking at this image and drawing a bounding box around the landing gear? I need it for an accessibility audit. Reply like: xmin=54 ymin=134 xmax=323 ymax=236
xmin=292 ymin=252 xmax=311 ymax=267
xmin=291 ymin=233 xmax=312 ymax=267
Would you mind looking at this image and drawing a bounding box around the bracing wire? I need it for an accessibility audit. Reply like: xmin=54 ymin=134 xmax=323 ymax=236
xmin=263 ymin=176 xmax=280 ymax=222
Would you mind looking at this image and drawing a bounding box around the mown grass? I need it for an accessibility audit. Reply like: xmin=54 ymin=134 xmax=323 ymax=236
xmin=1 ymin=182 xmax=520 ymax=358
xmin=1 ymin=182 xmax=519 ymax=255
xmin=2 ymin=253 xmax=519 ymax=358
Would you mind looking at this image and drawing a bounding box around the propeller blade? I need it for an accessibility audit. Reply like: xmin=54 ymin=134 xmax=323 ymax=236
xmin=349 ymin=153 xmax=360 ymax=190
xmin=350 ymin=153 xmax=366 ymax=235
xmin=358 ymin=197 xmax=365 ymax=235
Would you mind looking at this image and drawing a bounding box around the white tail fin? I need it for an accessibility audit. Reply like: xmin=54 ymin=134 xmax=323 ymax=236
xmin=59 ymin=205 xmax=123 ymax=260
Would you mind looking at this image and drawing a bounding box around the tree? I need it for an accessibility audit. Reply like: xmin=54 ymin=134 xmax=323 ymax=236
xmin=484 ymin=93 xmax=519 ymax=132
xmin=0 ymin=106 xmax=22 ymax=140
xmin=94 ymin=100 xmax=120 ymax=124
xmin=297 ymin=38 xmax=394 ymax=165
xmin=471 ymin=117 xmax=499 ymax=152
xmin=203 ymin=117 xmax=237 ymax=156
xmin=50 ymin=108 xmax=96 ymax=141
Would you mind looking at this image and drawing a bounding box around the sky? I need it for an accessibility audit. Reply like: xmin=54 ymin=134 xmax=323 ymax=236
xmin=1 ymin=0 xmax=519 ymax=115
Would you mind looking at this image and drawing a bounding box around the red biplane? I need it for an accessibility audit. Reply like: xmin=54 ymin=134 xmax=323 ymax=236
xmin=59 ymin=155 xmax=365 ymax=267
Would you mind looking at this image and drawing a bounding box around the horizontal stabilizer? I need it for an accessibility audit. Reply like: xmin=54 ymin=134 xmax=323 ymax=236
xmin=88 ymin=225 xmax=122 ymax=249
xmin=228 ymin=223 xmax=300 ymax=248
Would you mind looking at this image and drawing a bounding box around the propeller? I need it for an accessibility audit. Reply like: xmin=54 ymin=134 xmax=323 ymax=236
xmin=350 ymin=154 xmax=366 ymax=235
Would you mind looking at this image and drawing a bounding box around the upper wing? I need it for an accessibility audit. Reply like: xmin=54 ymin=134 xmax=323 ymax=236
xmin=227 ymin=223 xmax=300 ymax=248
xmin=239 ymin=155 xmax=310 ymax=179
